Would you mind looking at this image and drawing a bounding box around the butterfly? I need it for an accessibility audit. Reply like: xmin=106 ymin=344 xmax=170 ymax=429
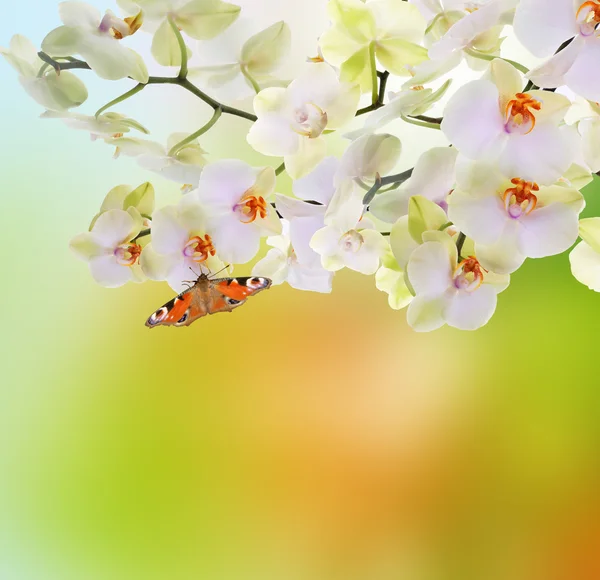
xmin=146 ymin=273 xmax=272 ymax=328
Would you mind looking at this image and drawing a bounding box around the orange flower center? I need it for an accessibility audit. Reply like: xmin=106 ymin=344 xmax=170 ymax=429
xmin=577 ymin=1 xmax=600 ymax=35
xmin=236 ymin=194 xmax=268 ymax=223
xmin=183 ymin=235 xmax=216 ymax=263
xmin=453 ymin=257 xmax=485 ymax=292
xmin=502 ymin=178 xmax=539 ymax=219
xmin=114 ymin=242 xmax=141 ymax=266
xmin=505 ymin=93 xmax=542 ymax=135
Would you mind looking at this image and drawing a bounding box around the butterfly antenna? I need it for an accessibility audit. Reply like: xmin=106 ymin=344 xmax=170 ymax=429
xmin=210 ymin=264 xmax=231 ymax=279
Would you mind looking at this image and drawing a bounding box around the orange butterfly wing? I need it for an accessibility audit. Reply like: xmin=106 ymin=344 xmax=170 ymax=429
xmin=146 ymin=275 xmax=271 ymax=328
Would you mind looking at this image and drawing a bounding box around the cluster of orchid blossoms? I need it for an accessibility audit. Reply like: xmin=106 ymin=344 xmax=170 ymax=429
xmin=4 ymin=0 xmax=600 ymax=331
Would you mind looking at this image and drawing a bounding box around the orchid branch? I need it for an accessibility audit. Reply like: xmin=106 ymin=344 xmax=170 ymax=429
xmin=37 ymin=51 xmax=257 ymax=123
xmin=168 ymin=107 xmax=223 ymax=156
xmin=464 ymin=48 xmax=529 ymax=75
xmin=168 ymin=16 xmax=188 ymax=80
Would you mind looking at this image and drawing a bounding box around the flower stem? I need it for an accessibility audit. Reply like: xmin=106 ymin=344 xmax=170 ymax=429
xmin=456 ymin=232 xmax=466 ymax=259
xmin=95 ymin=83 xmax=145 ymax=117
xmin=464 ymin=48 xmax=529 ymax=75
xmin=361 ymin=167 xmax=414 ymax=205
xmin=168 ymin=16 xmax=188 ymax=80
xmin=369 ymin=42 xmax=378 ymax=105
xmin=36 ymin=51 xmax=258 ymax=122
xmin=400 ymin=113 xmax=441 ymax=130
xmin=37 ymin=52 xmax=90 ymax=72
xmin=275 ymin=162 xmax=286 ymax=176
xmin=168 ymin=107 xmax=222 ymax=156
xmin=241 ymin=65 xmax=261 ymax=94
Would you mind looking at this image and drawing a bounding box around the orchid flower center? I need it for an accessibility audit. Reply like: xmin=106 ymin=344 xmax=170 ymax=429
xmin=505 ymin=93 xmax=542 ymax=135
xmin=98 ymin=10 xmax=142 ymax=39
xmin=235 ymin=193 xmax=268 ymax=224
xmin=453 ymin=257 xmax=485 ymax=292
xmin=502 ymin=178 xmax=539 ymax=219
xmin=114 ymin=242 xmax=141 ymax=266
xmin=340 ymin=230 xmax=364 ymax=252
xmin=183 ymin=235 xmax=216 ymax=263
xmin=290 ymin=102 xmax=328 ymax=139
xmin=577 ymin=1 xmax=600 ymax=36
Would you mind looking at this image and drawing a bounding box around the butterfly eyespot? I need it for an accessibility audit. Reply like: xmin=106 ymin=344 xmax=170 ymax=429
xmin=226 ymin=297 xmax=242 ymax=306
xmin=147 ymin=307 xmax=168 ymax=327
xmin=177 ymin=311 xmax=189 ymax=324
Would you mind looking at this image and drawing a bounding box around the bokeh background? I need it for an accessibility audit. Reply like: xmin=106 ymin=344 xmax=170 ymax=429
xmin=2 ymin=2 xmax=600 ymax=579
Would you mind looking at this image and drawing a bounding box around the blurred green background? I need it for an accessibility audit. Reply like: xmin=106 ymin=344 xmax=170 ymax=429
xmin=2 ymin=2 xmax=600 ymax=579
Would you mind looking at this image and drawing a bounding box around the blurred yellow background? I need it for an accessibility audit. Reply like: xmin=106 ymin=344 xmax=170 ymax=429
xmin=2 ymin=2 xmax=600 ymax=579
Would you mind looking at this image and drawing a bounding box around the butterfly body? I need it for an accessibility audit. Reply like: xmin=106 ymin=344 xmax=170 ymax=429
xmin=146 ymin=274 xmax=271 ymax=328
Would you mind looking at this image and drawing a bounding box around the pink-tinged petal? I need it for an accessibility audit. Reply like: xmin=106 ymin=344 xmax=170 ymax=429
xmin=407 ymin=295 xmax=446 ymax=332
xmin=293 ymin=156 xmax=339 ymax=204
xmin=59 ymin=1 xmax=101 ymax=29
xmin=448 ymin=188 xmax=507 ymax=246
xmin=150 ymin=206 xmax=189 ymax=255
xmin=441 ymin=80 xmax=506 ymax=159
xmin=407 ymin=241 xmax=452 ymax=296
xmin=290 ymin=216 xmax=325 ymax=268
xmin=475 ymin=220 xmax=525 ymax=274
xmin=444 ymin=285 xmax=498 ymax=330
xmin=499 ymin=123 xmax=578 ymax=185
xmin=197 ymin=159 xmax=257 ymax=210
xmin=570 ymin=241 xmax=600 ymax=291
xmin=91 ymin=209 xmax=134 ymax=248
xmin=275 ymin=194 xmax=326 ymax=220
xmin=527 ymin=36 xmax=583 ymax=89
xmin=513 ymin=0 xmax=578 ymax=57
xmin=165 ymin=256 xmax=214 ymax=293
xmin=564 ymin=38 xmax=600 ymax=103
xmin=89 ymin=255 xmax=132 ymax=287
xmin=210 ymin=216 xmax=261 ymax=264
xmin=288 ymin=261 xmax=333 ymax=293
xmin=430 ymin=0 xmax=519 ymax=60
xmin=518 ymin=203 xmax=580 ymax=258
xmin=247 ymin=114 xmax=299 ymax=157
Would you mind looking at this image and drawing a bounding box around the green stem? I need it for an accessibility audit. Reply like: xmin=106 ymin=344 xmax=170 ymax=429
xmin=95 ymin=83 xmax=145 ymax=118
xmin=240 ymin=65 xmax=261 ymax=94
xmin=464 ymin=48 xmax=529 ymax=75
xmin=36 ymin=51 xmax=257 ymax=122
xmin=37 ymin=52 xmax=90 ymax=72
xmin=363 ymin=176 xmax=383 ymax=206
xmin=36 ymin=63 xmax=51 ymax=78
xmin=134 ymin=228 xmax=151 ymax=241
xmin=369 ymin=42 xmax=378 ymax=105
xmin=275 ymin=162 xmax=286 ymax=176
xmin=456 ymin=232 xmax=467 ymax=259
xmin=168 ymin=107 xmax=222 ymax=156
xmin=168 ymin=16 xmax=188 ymax=79
xmin=400 ymin=113 xmax=441 ymax=130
